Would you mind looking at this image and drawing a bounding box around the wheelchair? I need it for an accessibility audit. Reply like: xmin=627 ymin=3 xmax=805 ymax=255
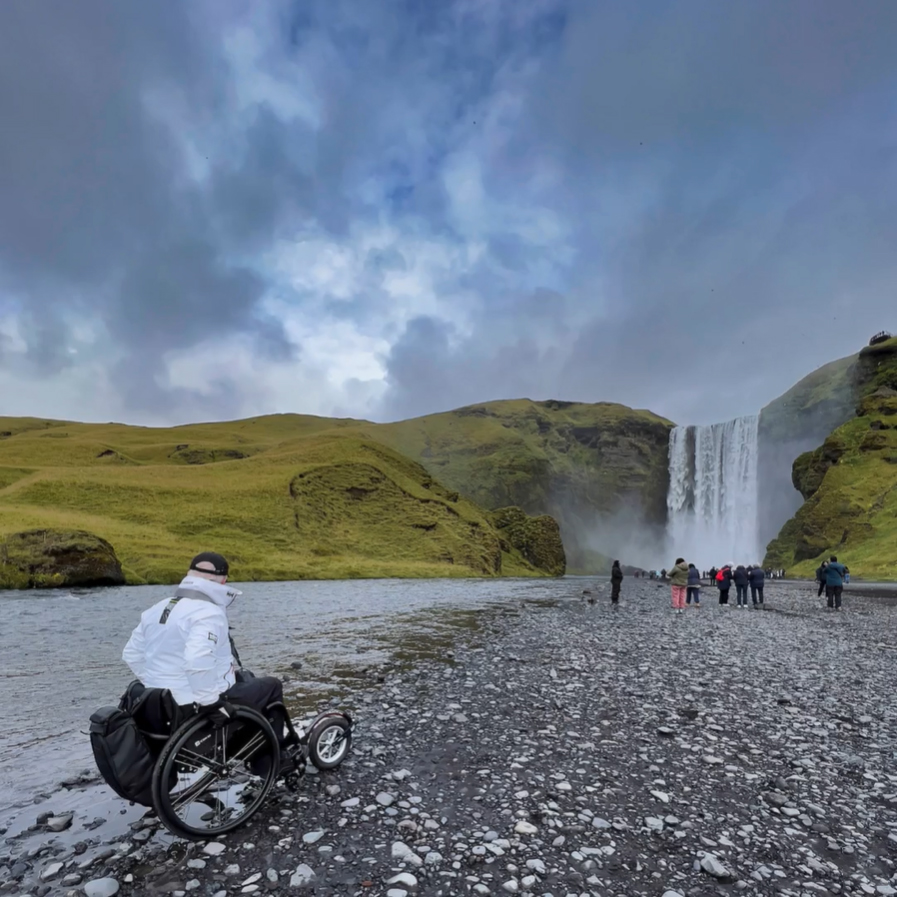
xmin=90 ymin=682 xmax=353 ymax=841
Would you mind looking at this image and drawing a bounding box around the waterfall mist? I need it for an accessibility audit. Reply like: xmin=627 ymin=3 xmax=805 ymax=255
xmin=667 ymin=416 xmax=761 ymax=567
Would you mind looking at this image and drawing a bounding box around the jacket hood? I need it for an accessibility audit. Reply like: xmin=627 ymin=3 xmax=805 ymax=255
xmin=176 ymin=575 xmax=242 ymax=609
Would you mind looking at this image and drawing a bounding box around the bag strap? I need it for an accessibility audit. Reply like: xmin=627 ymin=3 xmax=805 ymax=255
xmin=159 ymin=597 xmax=182 ymax=624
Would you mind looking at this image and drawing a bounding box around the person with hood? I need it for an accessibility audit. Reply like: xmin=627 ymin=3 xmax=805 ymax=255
xmin=815 ymin=560 xmax=828 ymax=598
xmin=823 ymin=555 xmax=849 ymax=610
xmin=733 ymin=564 xmax=750 ymax=608
xmin=686 ymin=563 xmax=701 ymax=607
xmin=122 ymin=551 xmax=299 ymax=767
xmin=748 ymin=564 xmax=765 ymax=607
xmin=610 ymin=560 xmax=623 ymax=606
xmin=716 ymin=564 xmax=733 ymax=605
xmin=668 ymin=558 xmax=689 ymax=613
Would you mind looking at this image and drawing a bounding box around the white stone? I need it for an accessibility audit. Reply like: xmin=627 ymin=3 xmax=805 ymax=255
xmin=204 ymin=842 xmax=227 ymax=856
xmin=242 ymin=874 xmax=262 ymax=886
xmin=340 ymin=797 xmax=360 ymax=808
xmin=41 ymin=863 xmax=64 ymax=881
xmin=289 ymin=864 xmax=316 ymax=888
xmin=46 ymin=813 xmax=74 ymax=833
xmin=302 ymin=831 xmax=325 ymax=845
xmin=391 ymin=842 xmax=423 ymax=866
xmin=84 ymin=879 xmax=120 ymax=897
xmin=662 ymin=891 xmax=685 ymax=897
xmin=525 ymin=858 xmax=546 ymax=874
xmin=386 ymin=890 xmax=408 ymax=897
xmin=387 ymin=872 xmax=418 ymax=888
xmin=651 ymin=790 xmax=671 ymax=803
xmin=700 ymin=854 xmax=731 ymax=878
xmin=513 ymin=821 xmax=538 ymax=835
xmin=502 ymin=880 xmax=519 ymax=893
xmin=591 ymin=817 xmax=611 ymax=829
xmin=376 ymin=792 xmax=396 ymax=807
xmin=424 ymin=851 xmax=443 ymax=865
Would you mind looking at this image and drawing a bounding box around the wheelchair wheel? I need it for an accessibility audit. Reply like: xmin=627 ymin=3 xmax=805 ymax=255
xmin=151 ymin=706 xmax=280 ymax=840
xmin=308 ymin=716 xmax=352 ymax=770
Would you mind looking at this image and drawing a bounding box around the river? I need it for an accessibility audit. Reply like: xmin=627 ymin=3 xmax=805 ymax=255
xmin=0 ymin=576 xmax=573 ymax=831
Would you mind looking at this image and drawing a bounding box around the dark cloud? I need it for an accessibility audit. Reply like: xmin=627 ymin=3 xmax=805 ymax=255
xmin=2 ymin=0 xmax=896 ymax=426
xmin=381 ymin=0 xmax=897 ymax=425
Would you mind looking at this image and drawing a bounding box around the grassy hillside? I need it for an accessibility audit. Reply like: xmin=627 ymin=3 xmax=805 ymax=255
xmin=365 ymin=399 xmax=675 ymax=572
xmin=0 ymin=416 xmax=561 ymax=586
xmin=765 ymin=338 xmax=897 ymax=579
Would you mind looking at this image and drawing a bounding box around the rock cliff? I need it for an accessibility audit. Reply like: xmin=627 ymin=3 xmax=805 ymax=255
xmin=764 ymin=337 xmax=897 ymax=578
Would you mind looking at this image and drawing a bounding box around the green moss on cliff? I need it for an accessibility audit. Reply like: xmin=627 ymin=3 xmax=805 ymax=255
xmin=765 ymin=338 xmax=897 ymax=579
xmin=370 ymin=399 xmax=674 ymax=571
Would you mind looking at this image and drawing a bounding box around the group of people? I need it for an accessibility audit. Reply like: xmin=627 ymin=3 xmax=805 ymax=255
xmin=600 ymin=557 xmax=851 ymax=613
xmin=814 ymin=556 xmax=850 ymax=610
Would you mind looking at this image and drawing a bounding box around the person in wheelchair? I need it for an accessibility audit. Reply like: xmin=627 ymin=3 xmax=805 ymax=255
xmin=122 ymin=551 xmax=300 ymax=773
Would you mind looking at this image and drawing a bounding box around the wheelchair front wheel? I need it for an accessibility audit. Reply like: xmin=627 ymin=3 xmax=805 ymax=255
xmin=308 ymin=715 xmax=352 ymax=770
xmin=152 ymin=706 xmax=280 ymax=840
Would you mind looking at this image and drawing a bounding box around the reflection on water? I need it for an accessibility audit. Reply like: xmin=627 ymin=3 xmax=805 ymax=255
xmin=0 ymin=576 xmax=566 ymax=819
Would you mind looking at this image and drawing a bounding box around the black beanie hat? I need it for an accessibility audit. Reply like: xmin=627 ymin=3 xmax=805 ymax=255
xmin=189 ymin=551 xmax=229 ymax=576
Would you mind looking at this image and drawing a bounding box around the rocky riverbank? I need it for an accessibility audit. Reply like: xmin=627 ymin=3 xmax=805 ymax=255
xmin=3 ymin=580 xmax=897 ymax=897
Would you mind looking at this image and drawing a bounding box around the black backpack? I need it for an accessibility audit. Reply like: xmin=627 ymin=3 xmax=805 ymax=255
xmin=89 ymin=682 xmax=183 ymax=807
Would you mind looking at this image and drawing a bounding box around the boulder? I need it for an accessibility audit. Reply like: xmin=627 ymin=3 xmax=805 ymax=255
xmin=490 ymin=506 xmax=566 ymax=576
xmin=0 ymin=529 xmax=125 ymax=589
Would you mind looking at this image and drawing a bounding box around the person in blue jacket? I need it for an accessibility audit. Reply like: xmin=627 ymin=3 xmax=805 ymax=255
xmin=733 ymin=564 xmax=750 ymax=608
xmin=748 ymin=565 xmax=765 ymax=607
xmin=686 ymin=563 xmax=701 ymax=607
xmin=824 ymin=555 xmax=849 ymax=610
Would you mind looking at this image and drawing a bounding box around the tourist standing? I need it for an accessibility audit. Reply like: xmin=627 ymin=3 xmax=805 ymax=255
xmin=733 ymin=564 xmax=750 ymax=608
xmin=610 ymin=559 xmax=623 ymax=606
xmin=824 ymin=555 xmax=849 ymax=610
xmin=748 ymin=564 xmax=765 ymax=607
xmin=686 ymin=563 xmax=701 ymax=607
xmin=716 ymin=564 xmax=733 ymax=605
xmin=815 ymin=561 xmax=828 ymax=597
xmin=668 ymin=558 xmax=689 ymax=614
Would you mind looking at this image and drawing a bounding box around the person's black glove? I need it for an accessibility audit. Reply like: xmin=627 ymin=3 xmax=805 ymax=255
xmin=198 ymin=698 xmax=238 ymax=729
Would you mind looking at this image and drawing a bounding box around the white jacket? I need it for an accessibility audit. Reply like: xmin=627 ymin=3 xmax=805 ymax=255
xmin=122 ymin=576 xmax=242 ymax=706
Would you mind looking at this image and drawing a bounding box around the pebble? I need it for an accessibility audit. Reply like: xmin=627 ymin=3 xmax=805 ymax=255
xmin=83 ymin=879 xmax=120 ymax=897
xmin=288 ymin=864 xmax=316 ymax=888
xmin=45 ymin=813 xmax=73 ymax=832
xmin=302 ymin=831 xmax=324 ymax=845
xmin=203 ymin=843 xmax=227 ymax=857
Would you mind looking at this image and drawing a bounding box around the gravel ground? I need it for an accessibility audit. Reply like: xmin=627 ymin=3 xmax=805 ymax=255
xmin=4 ymin=579 xmax=897 ymax=897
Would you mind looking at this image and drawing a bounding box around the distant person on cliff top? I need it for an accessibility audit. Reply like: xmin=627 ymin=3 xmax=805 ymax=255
xmin=733 ymin=564 xmax=750 ymax=608
xmin=668 ymin=558 xmax=689 ymax=614
xmin=610 ymin=560 xmax=623 ymax=606
xmin=748 ymin=564 xmax=765 ymax=607
xmin=823 ymin=555 xmax=849 ymax=611
xmin=686 ymin=563 xmax=701 ymax=607
xmin=815 ymin=561 xmax=828 ymax=597
xmin=715 ymin=564 xmax=733 ymax=605
xmin=122 ymin=551 xmax=300 ymax=770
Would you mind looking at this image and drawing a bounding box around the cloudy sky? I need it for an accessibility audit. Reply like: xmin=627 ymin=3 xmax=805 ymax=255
xmin=1 ymin=0 xmax=895 ymax=428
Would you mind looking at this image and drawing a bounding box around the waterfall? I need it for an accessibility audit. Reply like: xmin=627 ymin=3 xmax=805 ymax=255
xmin=667 ymin=415 xmax=760 ymax=567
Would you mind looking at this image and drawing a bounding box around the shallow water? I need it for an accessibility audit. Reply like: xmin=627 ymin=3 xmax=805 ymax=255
xmin=0 ymin=576 xmax=573 ymax=821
